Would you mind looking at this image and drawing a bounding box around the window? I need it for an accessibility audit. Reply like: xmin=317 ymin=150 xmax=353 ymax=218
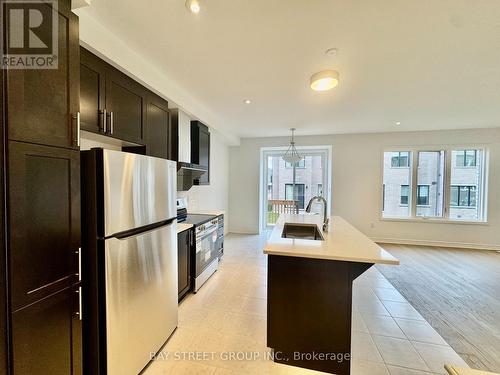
xmin=285 ymin=184 xmax=305 ymax=209
xmin=262 ymin=147 xmax=330 ymax=228
xmin=456 ymin=150 xmax=477 ymax=167
xmin=383 ymin=151 xmax=412 ymax=218
xmin=416 ymin=151 xmax=444 ymax=217
xmin=417 ymin=185 xmax=430 ymax=206
xmin=383 ymin=148 xmax=487 ymax=222
xmin=449 ymin=149 xmax=483 ymax=220
xmin=400 ymin=185 xmax=409 ymax=205
xmin=285 ymin=159 xmax=305 ymax=168
xmin=391 ymin=152 xmax=410 ymax=167
xmin=450 ymin=186 xmax=477 ymax=207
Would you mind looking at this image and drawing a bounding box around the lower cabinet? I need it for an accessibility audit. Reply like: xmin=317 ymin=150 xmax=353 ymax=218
xmin=11 ymin=285 xmax=82 ymax=375
xmin=178 ymin=229 xmax=192 ymax=301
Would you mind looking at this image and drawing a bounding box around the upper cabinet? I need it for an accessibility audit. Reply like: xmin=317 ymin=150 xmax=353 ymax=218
xmin=80 ymin=48 xmax=106 ymax=134
xmin=145 ymin=92 xmax=171 ymax=159
xmin=6 ymin=1 xmax=79 ymax=150
xmin=80 ymin=47 xmax=146 ymax=144
xmin=105 ymin=68 xmax=146 ymax=144
xmin=191 ymin=121 xmax=210 ymax=185
xmin=80 ymin=47 xmax=174 ymax=156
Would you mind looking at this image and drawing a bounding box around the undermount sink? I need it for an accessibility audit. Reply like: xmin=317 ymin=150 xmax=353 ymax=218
xmin=281 ymin=223 xmax=325 ymax=241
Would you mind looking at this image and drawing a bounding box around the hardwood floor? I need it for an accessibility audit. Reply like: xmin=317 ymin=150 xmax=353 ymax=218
xmin=376 ymin=244 xmax=500 ymax=373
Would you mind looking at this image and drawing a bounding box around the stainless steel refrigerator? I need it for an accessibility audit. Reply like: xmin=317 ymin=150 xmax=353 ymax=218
xmin=81 ymin=149 xmax=178 ymax=375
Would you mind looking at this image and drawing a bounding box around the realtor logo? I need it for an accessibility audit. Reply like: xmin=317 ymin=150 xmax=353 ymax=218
xmin=1 ymin=0 xmax=58 ymax=69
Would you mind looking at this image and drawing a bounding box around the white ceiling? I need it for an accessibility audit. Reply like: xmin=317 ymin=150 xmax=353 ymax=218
xmin=80 ymin=0 xmax=500 ymax=140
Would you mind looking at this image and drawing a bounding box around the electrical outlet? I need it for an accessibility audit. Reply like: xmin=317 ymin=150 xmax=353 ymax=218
xmin=370 ymin=222 xmax=375 ymax=229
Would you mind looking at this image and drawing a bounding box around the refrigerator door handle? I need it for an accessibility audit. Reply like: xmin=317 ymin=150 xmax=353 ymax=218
xmin=112 ymin=218 xmax=176 ymax=240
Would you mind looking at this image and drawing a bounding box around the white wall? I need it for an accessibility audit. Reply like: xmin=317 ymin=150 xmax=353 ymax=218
xmin=229 ymin=128 xmax=500 ymax=250
xmin=178 ymin=130 xmax=230 ymax=232
xmin=76 ymin=10 xmax=232 ymax=228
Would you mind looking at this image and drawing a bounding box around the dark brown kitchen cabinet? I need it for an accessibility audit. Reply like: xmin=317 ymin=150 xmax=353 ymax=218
xmin=1 ymin=1 xmax=82 ymax=373
xmin=80 ymin=47 xmax=106 ymax=134
xmin=6 ymin=0 xmax=79 ymax=150
xmin=145 ymin=92 xmax=171 ymax=159
xmin=191 ymin=121 xmax=210 ymax=185
xmin=105 ymin=68 xmax=146 ymax=144
xmin=80 ymin=47 xmax=148 ymax=145
xmin=178 ymin=229 xmax=192 ymax=301
xmin=8 ymin=141 xmax=81 ymax=311
xmin=11 ymin=285 xmax=82 ymax=375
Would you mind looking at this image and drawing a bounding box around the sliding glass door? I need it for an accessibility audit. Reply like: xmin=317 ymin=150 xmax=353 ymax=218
xmin=262 ymin=147 xmax=330 ymax=228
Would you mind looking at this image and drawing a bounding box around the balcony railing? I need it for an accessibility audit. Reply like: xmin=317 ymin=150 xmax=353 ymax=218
xmin=267 ymin=199 xmax=299 ymax=225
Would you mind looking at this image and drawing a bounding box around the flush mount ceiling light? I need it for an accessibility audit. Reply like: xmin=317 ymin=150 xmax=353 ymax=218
xmin=244 ymin=99 xmax=251 ymax=104
xmin=310 ymin=70 xmax=339 ymax=92
xmin=185 ymin=0 xmax=201 ymax=13
xmin=396 ymin=121 xmax=401 ymax=126
xmin=282 ymin=128 xmax=304 ymax=164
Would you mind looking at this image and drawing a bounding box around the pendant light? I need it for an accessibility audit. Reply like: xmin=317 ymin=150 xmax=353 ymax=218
xmin=282 ymin=128 xmax=303 ymax=164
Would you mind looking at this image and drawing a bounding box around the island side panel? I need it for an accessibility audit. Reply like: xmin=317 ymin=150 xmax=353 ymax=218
xmin=267 ymin=255 xmax=372 ymax=375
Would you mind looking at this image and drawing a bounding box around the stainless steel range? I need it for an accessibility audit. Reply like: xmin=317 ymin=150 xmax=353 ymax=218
xmin=177 ymin=198 xmax=219 ymax=292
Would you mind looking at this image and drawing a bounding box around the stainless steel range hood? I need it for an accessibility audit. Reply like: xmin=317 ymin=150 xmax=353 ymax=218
xmin=177 ymin=162 xmax=207 ymax=191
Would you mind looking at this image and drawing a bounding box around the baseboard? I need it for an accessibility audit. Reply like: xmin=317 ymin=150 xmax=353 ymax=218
xmin=371 ymin=237 xmax=500 ymax=251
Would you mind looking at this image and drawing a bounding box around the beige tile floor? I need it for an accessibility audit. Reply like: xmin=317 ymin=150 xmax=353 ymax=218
xmin=143 ymin=233 xmax=469 ymax=375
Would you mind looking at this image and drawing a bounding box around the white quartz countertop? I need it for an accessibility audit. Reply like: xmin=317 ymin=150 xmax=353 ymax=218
xmin=264 ymin=214 xmax=399 ymax=265
xmin=189 ymin=210 xmax=225 ymax=217
xmin=177 ymin=223 xmax=193 ymax=234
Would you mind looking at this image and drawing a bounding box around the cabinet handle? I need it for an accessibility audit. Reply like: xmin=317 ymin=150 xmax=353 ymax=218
xmin=101 ymin=109 xmax=107 ymax=133
xmin=75 ymin=247 xmax=81 ymax=282
xmin=76 ymin=287 xmax=82 ymax=320
xmin=72 ymin=112 xmax=80 ymax=147
xmin=110 ymin=111 xmax=114 ymax=135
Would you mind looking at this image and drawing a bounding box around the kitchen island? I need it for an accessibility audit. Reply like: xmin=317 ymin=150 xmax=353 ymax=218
xmin=264 ymin=214 xmax=399 ymax=375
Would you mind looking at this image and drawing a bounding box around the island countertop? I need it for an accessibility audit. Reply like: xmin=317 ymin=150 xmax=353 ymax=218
xmin=264 ymin=214 xmax=399 ymax=265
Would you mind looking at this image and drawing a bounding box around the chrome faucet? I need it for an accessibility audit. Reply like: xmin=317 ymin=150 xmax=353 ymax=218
xmin=305 ymin=196 xmax=329 ymax=232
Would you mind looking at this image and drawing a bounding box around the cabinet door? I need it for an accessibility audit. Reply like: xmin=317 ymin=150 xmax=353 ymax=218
xmin=178 ymin=230 xmax=191 ymax=300
xmin=105 ymin=68 xmax=146 ymax=144
xmin=11 ymin=285 xmax=82 ymax=375
xmin=6 ymin=0 xmax=79 ymax=149
xmin=145 ymin=93 xmax=170 ymax=159
xmin=192 ymin=122 xmax=210 ymax=185
xmin=197 ymin=127 xmax=210 ymax=185
xmin=8 ymin=141 xmax=80 ymax=311
xmin=80 ymin=47 xmax=106 ymax=134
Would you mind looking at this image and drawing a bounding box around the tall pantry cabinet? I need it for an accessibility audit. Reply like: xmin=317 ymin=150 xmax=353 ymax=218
xmin=1 ymin=0 xmax=82 ymax=373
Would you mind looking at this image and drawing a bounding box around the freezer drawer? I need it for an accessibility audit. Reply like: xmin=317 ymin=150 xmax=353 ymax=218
xmin=102 ymin=150 xmax=177 ymax=237
xmin=104 ymin=223 xmax=178 ymax=375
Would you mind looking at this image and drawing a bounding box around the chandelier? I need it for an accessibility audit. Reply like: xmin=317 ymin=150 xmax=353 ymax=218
xmin=282 ymin=128 xmax=303 ymax=164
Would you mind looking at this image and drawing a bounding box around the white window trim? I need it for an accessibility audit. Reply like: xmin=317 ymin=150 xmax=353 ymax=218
xmin=259 ymin=145 xmax=332 ymax=233
xmin=380 ymin=145 xmax=489 ymax=224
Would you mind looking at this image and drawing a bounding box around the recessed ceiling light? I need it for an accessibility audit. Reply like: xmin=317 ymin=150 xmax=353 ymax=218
xmin=325 ymin=48 xmax=338 ymax=57
xmin=396 ymin=121 xmax=401 ymax=126
xmin=310 ymin=70 xmax=339 ymax=92
xmin=185 ymin=0 xmax=201 ymax=13
xmin=244 ymin=99 xmax=251 ymax=104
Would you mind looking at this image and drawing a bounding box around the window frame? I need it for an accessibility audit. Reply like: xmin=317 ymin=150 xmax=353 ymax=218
xmin=381 ymin=146 xmax=488 ymax=224
xmin=456 ymin=150 xmax=477 ymax=168
xmin=416 ymin=185 xmax=430 ymax=206
xmin=400 ymin=185 xmax=410 ymax=206
xmin=391 ymin=151 xmax=410 ymax=168
xmin=450 ymin=185 xmax=477 ymax=208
